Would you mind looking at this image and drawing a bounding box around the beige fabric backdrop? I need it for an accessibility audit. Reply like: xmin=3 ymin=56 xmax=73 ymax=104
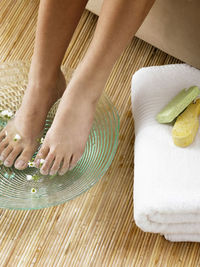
xmin=86 ymin=0 xmax=200 ymax=69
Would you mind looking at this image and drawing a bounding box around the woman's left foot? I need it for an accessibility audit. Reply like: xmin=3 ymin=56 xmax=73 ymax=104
xmin=34 ymin=67 xmax=105 ymax=176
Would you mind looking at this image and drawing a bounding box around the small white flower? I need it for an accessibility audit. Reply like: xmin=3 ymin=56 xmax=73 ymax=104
xmin=28 ymin=161 xmax=36 ymax=167
xmin=40 ymin=137 xmax=44 ymax=144
xmin=26 ymin=174 xmax=33 ymax=181
xmin=40 ymin=158 xmax=45 ymax=164
xmin=13 ymin=133 xmax=21 ymax=141
xmin=31 ymin=188 xmax=37 ymax=193
xmin=0 ymin=110 xmax=13 ymax=118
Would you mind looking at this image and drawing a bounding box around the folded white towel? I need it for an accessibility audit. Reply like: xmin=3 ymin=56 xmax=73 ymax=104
xmin=131 ymin=64 xmax=200 ymax=242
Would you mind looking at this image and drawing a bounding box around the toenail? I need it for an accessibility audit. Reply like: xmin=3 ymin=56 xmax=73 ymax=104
xmin=40 ymin=169 xmax=48 ymax=175
xmin=69 ymin=165 xmax=74 ymax=171
xmin=0 ymin=156 xmax=4 ymax=161
xmin=34 ymin=159 xmax=40 ymax=167
xmin=4 ymin=160 xmax=10 ymax=166
xmin=16 ymin=160 xmax=25 ymax=168
xmin=59 ymin=170 xmax=66 ymax=176
xmin=49 ymin=170 xmax=56 ymax=175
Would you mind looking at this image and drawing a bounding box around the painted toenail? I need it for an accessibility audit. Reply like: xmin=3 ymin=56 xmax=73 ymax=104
xmin=16 ymin=160 xmax=25 ymax=168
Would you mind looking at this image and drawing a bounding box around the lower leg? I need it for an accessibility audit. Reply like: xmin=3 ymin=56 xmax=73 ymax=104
xmin=76 ymin=0 xmax=155 ymax=98
xmin=0 ymin=0 xmax=88 ymax=169
xmin=36 ymin=0 xmax=155 ymax=175
xmin=29 ymin=0 xmax=88 ymax=86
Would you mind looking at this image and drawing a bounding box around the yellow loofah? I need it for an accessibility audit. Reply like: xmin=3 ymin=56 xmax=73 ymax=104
xmin=172 ymin=99 xmax=200 ymax=147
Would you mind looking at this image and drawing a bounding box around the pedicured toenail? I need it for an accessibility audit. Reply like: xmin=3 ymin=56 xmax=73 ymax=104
xmin=69 ymin=165 xmax=74 ymax=171
xmin=40 ymin=169 xmax=48 ymax=175
xmin=59 ymin=171 xmax=65 ymax=176
xmin=49 ymin=170 xmax=56 ymax=176
xmin=4 ymin=160 xmax=10 ymax=167
xmin=16 ymin=160 xmax=25 ymax=168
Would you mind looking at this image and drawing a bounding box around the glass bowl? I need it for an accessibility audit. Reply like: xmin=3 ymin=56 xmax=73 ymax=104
xmin=0 ymin=61 xmax=120 ymax=210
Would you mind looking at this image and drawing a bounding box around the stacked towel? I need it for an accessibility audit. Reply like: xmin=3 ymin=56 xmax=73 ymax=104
xmin=131 ymin=64 xmax=200 ymax=242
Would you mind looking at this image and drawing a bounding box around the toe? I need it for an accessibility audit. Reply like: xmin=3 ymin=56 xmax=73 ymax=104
xmin=49 ymin=156 xmax=63 ymax=175
xmin=40 ymin=152 xmax=55 ymax=175
xmin=0 ymin=130 xmax=6 ymax=142
xmin=1 ymin=145 xmax=13 ymax=163
xmin=14 ymin=148 xmax=35 ymax=170
xmin=0 ymin=139 xmax=9 ymax=155
xmin=3 ymin=147 xmax=22 ymax=167
xmin=58 ymin=155 xmax=71 ymax=175
xmin=69 ymin=154 xmax=81 ymax=170
xmin=34 ymin=145 xmax=49 ymax=168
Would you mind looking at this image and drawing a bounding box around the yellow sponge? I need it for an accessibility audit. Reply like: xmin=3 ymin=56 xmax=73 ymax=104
xmin=172 ymin=99 xmax=200 ymax=147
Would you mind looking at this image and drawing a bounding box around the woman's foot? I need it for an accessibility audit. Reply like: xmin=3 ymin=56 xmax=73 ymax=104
xmin=0 ymin=69 xmax=66 ymax=169
xmin=34 ymin=65 xmax=106 ymax=176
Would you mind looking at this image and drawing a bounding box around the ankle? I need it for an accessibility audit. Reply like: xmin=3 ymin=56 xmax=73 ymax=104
xmin=69 ymin=69 xmax=106 ymax=105
xmin=28 ymin=67 xmax=63 ymax=90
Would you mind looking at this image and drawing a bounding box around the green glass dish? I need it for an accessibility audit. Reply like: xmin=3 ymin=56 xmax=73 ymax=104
xmin=0 ymin=61 xmax=120 ymax=210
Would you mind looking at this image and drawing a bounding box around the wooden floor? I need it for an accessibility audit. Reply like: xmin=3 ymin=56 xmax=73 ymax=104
xmin=1 ymin=1 xmax=200 ymax=266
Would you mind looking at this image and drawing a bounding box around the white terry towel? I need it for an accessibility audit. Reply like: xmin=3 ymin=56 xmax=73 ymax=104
xmin=131 ymin=64 xmax=200 ymax=242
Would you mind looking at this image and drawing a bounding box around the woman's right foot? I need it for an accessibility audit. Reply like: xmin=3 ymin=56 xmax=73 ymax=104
xmin=0 ymin=69 xmax=66 ymax=170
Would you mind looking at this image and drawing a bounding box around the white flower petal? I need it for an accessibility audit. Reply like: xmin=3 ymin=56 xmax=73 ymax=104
xmin=26 ymin=174 xmax=33 ymax=181
xmin=28 ymin=161 xmax=36 ymax=167
xmin=40 ymin=159 xmax=45 ymax=164
xmin=14 ymin=133 xmax=21 ymax=141
xmin=0 ymin=110 xmax=13 ymax=117
xmin=31 ymin=188 xmax=37 ymax=193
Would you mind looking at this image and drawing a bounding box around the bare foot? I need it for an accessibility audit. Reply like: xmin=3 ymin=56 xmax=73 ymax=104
xmin=0 ymin=69 xmax=66 ymax=169
xmin=34 ymin=66 xmax=105 ymax=176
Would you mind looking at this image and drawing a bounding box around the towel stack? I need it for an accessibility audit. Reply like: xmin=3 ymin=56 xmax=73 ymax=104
xmin=131 ymin=64 xmax=200 ymax=242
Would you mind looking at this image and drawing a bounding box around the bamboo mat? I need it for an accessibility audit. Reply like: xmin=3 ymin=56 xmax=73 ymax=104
xmin=1 ymin=1 xmax=200 ymax=266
